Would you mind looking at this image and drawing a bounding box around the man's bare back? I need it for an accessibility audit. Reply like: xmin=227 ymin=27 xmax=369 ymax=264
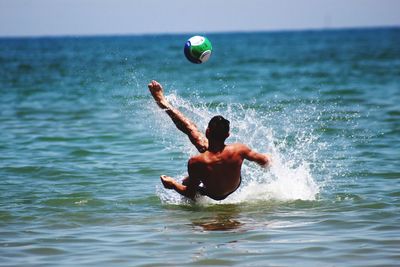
xmin=148 ymin=80 xmax=271 ymax=201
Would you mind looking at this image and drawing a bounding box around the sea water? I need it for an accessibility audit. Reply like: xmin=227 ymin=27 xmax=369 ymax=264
xmin=0 ymin=28 xmax=399 ymax=266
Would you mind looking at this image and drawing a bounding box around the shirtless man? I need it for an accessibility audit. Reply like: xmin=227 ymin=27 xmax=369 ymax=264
xmin=148 ymin=80 xmax=271 ymax=201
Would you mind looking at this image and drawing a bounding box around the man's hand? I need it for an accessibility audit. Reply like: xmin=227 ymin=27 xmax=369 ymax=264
xmin=263 ymin=154 xmax=272 ymax=167
xmin=148 ymin=80 xmax=166 ymax=107
xmin=160 ymin=175 xmax=176 ymax=189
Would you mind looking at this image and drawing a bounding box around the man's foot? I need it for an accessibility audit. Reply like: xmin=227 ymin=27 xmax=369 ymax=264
xmin=148 ymin=80 xmax=167 ymax=108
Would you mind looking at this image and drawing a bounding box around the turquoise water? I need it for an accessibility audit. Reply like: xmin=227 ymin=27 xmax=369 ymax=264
xmin=1 ymin=28 xmax=399 ymax=266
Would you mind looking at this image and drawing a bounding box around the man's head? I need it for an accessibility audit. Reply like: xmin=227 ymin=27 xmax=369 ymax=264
xmin=206 ymin=115 xmax=230 ymax=142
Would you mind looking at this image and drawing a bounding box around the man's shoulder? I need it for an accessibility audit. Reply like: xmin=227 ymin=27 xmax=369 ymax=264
xmin=227 ymin=143 xmax=249 ymax=151
xmin=188 ymin=154 xmax=206 ymax=165
xmin=188 ymin=155 xmax=206 ymax=174
xmin=226 ymin=143 xmax=252 ymax=158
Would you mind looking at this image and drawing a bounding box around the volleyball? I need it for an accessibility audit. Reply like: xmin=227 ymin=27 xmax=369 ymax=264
xmin=184 ymin=36 xmax=212 ymax=64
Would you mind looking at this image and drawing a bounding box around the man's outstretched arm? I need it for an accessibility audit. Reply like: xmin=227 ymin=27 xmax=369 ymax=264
xmin=148 ymin=80 xmax=208 ymax=152
xmin=241 ymin=144 xmax=272 ymax=167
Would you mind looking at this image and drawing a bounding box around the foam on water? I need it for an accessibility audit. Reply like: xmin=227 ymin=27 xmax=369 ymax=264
xmin=149 ymin=93 xmax=327 ymax=205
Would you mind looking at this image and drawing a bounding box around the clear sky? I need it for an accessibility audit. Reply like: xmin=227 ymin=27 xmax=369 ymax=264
xmin=0 ymin=0 xmax=399 ymax=37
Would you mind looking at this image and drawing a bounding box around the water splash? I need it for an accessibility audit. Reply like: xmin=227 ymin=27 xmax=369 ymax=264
xmin=148 ymin=93 xmax=329 ymax=205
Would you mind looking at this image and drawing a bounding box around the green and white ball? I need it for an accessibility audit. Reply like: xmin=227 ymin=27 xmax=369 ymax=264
xmin=184 ymin=36 xmax=212 ymax=64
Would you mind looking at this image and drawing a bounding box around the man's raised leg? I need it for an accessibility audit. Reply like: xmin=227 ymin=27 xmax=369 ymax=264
xmin=148 ymin=80 xmax=208 ymax=152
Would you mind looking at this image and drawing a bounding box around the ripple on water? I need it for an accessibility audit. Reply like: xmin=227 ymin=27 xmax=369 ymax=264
xmin=1 ymin=29 xmax=400 ymax=266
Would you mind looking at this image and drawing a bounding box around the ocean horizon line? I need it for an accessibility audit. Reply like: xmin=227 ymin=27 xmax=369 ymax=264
xmin=0 ymin=25 xmax=399 ymax=40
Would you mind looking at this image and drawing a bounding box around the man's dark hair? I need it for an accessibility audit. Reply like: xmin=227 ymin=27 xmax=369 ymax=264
xmin=208 ymin=115 xmax=230 ymax=141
